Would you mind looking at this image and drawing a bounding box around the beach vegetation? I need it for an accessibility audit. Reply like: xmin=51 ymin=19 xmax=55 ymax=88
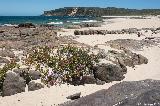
xmin=25 ymin=45 xmax=99 ymax=85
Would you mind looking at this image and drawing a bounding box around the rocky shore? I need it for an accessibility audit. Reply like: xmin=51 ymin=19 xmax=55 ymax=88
xmin=0 ymin=16 xmax=160 ymax=106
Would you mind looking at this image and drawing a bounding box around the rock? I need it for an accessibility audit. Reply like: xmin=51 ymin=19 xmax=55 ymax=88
xmin=2 ymin=71 xmax=26 ymax=96
xmin=106 ymin=49 xmax=148 ymax=67
xmin=80 ymin=23 xmax=100 ymax=28
xmin=13 ymin=69 xmax=41 ymax=84
xmin=74 ymin=30 xmax=81 ymax=35
xmin=14 ymin=56 xmax=20 ymax=62
xmin=28 ymin=81 xmax=44 ymax=91
xmin=66 ymin=92 xmax=81 ymax=100
xmin=117 ymin=57 xmax=128 ymax=71
xmin=89 ymin=30 xmax=95 ymax=35
xmin=0 ymin=49 xmax=15 ymax=58
xmin=61 ymin=79 xmax=160 ymax=106
xmin=0 ymin=30 xmax=5 ymax=33
xmin=0 ymin=57 xmax=10 ymax=63
xmin=106 ymin=38 xmax=160 ymax=51
xmin=156 ymin=27 xmax=160 ymax=30
xmin=80 ymin=76 xmax=96 ymax=84
xmin=118 ymin=89 xmax=160 ymax=106
xmin=96 ymin=78 xmax=106 ymax=85
xmin=84 ymin=30 xmax=90 ymax=35
xmin=13 ymin=68 xmax=31 ymax=84
xmin=68 ymin=75 xmax=81 ymax=86
xmin=67 ymin=25 xmax=81 ymax=29
xmin=29 ymin=70 xmax=41 ymax=80
xmin=93 ymin=63 xmax=127 ymax=83
xmin=18 ymin=23 xmax=36 ymax=28
xmin=132 ymin=54 xmax=148 ymax=65
xmin=97 ymin=50 xmax=107 ymax=59
xmin=97 ymin=30 xmax=106 ymax=35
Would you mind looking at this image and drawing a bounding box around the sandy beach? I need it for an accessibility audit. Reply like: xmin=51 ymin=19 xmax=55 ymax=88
xmin=0 ymin=16 xmax=160 ymax=106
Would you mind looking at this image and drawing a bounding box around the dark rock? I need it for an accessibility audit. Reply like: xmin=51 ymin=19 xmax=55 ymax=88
xmin=29 ymin=70 xmax=41 ymax=80
xmin=74 ymin=30 xmax=81 ymax=35
xmin=2 ymin=71 xmax=26 ymax=96
xmin=106 ymin=38 xmax=160 ymax=51
xmin=118 ymin=89 xmax=160 ymax=106
xmin=28 ymin=81 xmax=44 ymax=91
xmin=145 ymin=37 xmax=155 ymax=40
xmin=18 ymin=23 xmax=36 ymax=28
xmin=13 ymin=68 xmax=41 ymax=84
xmin=66 ymin=92 xmax=81 ymax=100
xmin=94 ymin=30 xmax=98 ymax=34
xmin=89 ymin=30 xmax=94 ymax=35
xmin=0 ymin=57 xmax=10 ymax=63
xmin=117 ymin=57 xmax=128 ymax=71
xmin=13 ymin=56 xmax=20 ymax=62
xmin=61 ymin=79 xmax=160 ymax=106
xmin=68 ymin=75 xmax=81 ymax=86
xmin=80 ymin=76 xmax=96 ymax=84
xmin=74 ymin=30 xmax=107 ymax=35
xmin=132 ymin=54 xmax=148 ymax=65
xmin=0 ymin=30 xmax=5 ymax=33
xmin=93 ymin=63 xmax=127 ymax=83
xmin=0 ymin=49 xmax=15 ymax=58
xmin=67 ymin=25 xmax=81 ymax=29
xmin=84 ymin=30 xmax=90 ymax=35
xmin=97 ymin=30 xmax=106 ymax=35
xmin=13 ymin=68 xmax=28 ymax=75
xmin=13 ymin=68 xmax=31 ymax=84
xmin=107 ymin=49 xmax=148 ymax=67
xmin=97 ymin=50 xmax=107 ymax=59
xmin=80 ymin=23 xmax=100 ymax=28
xmin=96 ymin=78 xmax=106 ymax=85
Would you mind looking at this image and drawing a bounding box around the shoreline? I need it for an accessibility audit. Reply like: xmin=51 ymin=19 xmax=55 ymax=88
xmin=0 ymin=15 xmax=160 ymax=106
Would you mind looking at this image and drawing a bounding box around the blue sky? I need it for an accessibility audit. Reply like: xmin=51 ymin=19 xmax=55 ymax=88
xmin=0 ymin=0 xmax=160 ymax=16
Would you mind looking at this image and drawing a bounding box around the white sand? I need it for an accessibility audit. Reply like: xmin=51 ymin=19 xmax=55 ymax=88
xmin=1 ymin=16 xmax=160 ymax=106
xmin=0 ymin=83 xmax=117 ymax=106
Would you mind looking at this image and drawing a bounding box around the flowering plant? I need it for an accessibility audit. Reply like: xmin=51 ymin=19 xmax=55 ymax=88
xmin=25 ymin=45 xmax=99 ymax=85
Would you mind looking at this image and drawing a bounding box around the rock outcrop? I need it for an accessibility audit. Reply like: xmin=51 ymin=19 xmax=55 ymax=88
xmin=0 ymin=26 xmax=58 ymax=49
xmin=28 ymin=81 xmax=44 ymax=91
xmin=118 ymin=89 xmax=160 ymax=106
xmin=97 ymin=49 xmax=148 ymax=67
xmin=61 ymin=79 xmax=160 ymax=106
xmin=106 ymin=38 xmax=160 ymax=51
xmin=0 ymin=49 xmax=15 ymax=58
xmin=13 ymin=68 xmax=41 ymax=84
xmin=0 ymin=57 xmax=10 ymax=64
xmin=93 ymin=63 xmax=127 ymax=83
xmin=74 ymin=29 xmax=140 ymax=35
xmin=80 ymin=76 xmax=97 ymax=84
xmin=18 ymin=23 xmax=36 ymax=28
xmin=2 ymin=71 xmax=26 ymax=96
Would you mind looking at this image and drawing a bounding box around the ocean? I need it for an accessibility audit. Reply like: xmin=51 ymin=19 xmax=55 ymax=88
xmin=0 ymin=16 xmax=99 ymax=26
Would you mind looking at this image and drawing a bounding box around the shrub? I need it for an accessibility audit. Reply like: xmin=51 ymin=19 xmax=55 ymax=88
xmin=25 ymin=45 xmax=99 ymax=85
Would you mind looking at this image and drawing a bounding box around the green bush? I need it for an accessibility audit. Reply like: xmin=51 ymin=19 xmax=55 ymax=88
xmin=25 ymin=45 xmax=99 ymax=85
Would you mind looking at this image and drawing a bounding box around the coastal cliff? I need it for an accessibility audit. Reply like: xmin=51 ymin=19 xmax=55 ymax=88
xmin=42 ymin=7 xmax=160 ymax=16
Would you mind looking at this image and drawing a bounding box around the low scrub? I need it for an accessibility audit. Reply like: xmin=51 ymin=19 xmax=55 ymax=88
xmin=25 ymin=45 xmax=99 ymax=85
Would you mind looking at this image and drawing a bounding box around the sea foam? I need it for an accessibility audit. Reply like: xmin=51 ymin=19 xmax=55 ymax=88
xmin=47 ymin=22 xmax=63 ymax=25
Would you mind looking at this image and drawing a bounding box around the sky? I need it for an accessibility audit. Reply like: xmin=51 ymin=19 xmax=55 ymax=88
xmin=0 ymin=0 xmax=160 ymax=16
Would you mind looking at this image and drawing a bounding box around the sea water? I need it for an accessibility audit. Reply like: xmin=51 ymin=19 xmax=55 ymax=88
xmin=0 ymin=16 xmax=99 ymax=26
